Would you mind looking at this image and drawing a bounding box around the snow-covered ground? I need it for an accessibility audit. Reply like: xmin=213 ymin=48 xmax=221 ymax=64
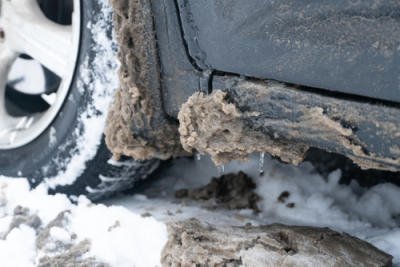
xmin=0 ymin=154 xmax=399 ymax=267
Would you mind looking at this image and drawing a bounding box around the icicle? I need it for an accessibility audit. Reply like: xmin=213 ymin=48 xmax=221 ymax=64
xmin=259 ymin=153 xmax=265 ymax=176
xmin=196 ymin=154 xmax=202 ymax=161
xmin=217 ymin=164 xmax=225 ymax=176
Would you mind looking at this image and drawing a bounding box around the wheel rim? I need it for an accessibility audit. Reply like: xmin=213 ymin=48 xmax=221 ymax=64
xmin=0 ymin=0 xmax=81 ymax=149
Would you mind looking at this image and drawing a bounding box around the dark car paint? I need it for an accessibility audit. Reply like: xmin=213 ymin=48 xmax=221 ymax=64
xmin=176 ymin=0 xmax=400 ymax=103
xmin=148 ymin=0 xmax=400 ymax=172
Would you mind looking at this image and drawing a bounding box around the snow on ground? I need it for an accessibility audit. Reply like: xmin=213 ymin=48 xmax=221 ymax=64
xmin=0 ymin=177 xmax=166 ymax=267
xmin=0 ymin=154 xmax=399 ymax=267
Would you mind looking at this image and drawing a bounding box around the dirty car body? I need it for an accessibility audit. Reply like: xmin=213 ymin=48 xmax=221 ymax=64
xmin=106 ymin=0 xmax=400 ymax=172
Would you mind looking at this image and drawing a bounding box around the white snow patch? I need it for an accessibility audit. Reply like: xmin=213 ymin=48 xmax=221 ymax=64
xmin=0 ymin=225 xmax=37 ymax=267
xmin=49 ymin=227 xmax=71 ymax=244
xmin=70 ymin=197 xmax=167 ymax=267
xmin=0 ymin=176 xmax=168 ymax=267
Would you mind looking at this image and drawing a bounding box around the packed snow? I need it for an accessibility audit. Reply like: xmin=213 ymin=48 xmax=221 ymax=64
xmin=0 ymin=154 xmax=399 ymax=267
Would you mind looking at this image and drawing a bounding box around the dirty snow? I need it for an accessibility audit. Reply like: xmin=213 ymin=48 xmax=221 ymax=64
xmin=0 ymin=154 xmax=399 ymax=267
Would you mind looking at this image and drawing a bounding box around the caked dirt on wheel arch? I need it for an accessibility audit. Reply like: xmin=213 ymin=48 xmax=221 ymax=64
xmin=104 ymin=0 xmax=400 ymax=172
xmin=104 ymin=0 xmax=308 ymax=167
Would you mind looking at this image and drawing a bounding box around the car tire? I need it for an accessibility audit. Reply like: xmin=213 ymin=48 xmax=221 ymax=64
xmin=0 ymin=0 xmax=159 ymax=200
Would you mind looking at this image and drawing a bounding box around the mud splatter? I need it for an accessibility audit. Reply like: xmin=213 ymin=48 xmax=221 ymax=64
xmin=277 ymin=191 xmax=290 ymax=203
xmin=162 ymin=218 xmax=393 ymax=267
xmin=105 ymin=0 xmax=184 ymax=161
xmin=226 ymin=79 xmax=400 ymax=172
xmin=178 ymin=90 xmax=308 ymax=166
xmin=175 ymin=171 xmax=261 ymax=212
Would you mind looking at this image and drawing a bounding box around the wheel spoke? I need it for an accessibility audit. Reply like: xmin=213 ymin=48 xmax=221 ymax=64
xmin=0 ymin=47 xmax=20 ymax=146
xmin=2 ymin=0 xmax=73 ymax=78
